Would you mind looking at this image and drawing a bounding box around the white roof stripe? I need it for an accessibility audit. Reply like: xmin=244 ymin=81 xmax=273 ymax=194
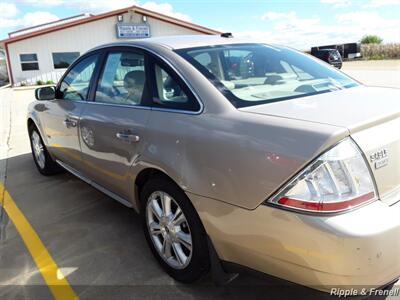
xmin=9 ymin=14 xmax=92 ymax=38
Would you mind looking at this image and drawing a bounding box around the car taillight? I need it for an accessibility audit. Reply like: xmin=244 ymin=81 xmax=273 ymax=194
xmin=266 ymin=138 xmax=377 ymax=213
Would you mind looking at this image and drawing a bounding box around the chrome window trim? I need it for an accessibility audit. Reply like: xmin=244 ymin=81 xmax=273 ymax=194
xmin=85 ymin=101 xmax=201 ymax=115
xmin=87 ymin=44 xmax=204 ymax=115
xmin=151 ymin=106 xmax=202 ymax=115
xmin=86 ymin=101 xmax=152 ymax=110
xmin=66 ymin=99 xmax=201 ymax=115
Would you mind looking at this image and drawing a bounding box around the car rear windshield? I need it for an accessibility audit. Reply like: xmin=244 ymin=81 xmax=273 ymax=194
xmin=176 ymin=44 xmax=358 ymax=108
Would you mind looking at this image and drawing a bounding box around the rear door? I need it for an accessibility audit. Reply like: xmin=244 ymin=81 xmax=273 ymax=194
xmin=43 ymin=53 xmax=100 ymax=171
xmin=79 ymin=48 xmax=151 ymax=201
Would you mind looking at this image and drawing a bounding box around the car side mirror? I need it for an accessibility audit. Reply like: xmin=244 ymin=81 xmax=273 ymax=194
xmin=35 ymin=86 xmax=56 ymax=101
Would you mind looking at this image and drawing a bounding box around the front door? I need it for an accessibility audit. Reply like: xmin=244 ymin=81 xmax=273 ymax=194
xmin=79 ymin=49 xmax=151 ymax=200
xmin=43 ymin=53 xmax=100 ymax=171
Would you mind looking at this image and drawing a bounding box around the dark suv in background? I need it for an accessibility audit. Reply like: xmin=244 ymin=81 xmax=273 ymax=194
xmin=311 ymin=48 xmax=342 ymax=69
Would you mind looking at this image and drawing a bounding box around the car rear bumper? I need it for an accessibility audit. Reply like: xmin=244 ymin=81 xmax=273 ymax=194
xmin=189 ymin=192 xmax=400 ymax=292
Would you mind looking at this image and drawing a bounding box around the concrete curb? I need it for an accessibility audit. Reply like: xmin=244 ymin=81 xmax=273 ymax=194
xmin=0 ymin=88 xmax=11 ymax=222
xmin=0 ymin=88 xmax=11 ymax=183
xmin=12 ymin=84 xmax=53 ymax=91
xmin=0 ymin=84 xmax=11 ymax=90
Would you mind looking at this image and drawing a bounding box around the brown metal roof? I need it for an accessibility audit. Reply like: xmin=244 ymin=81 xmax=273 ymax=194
xmin=7 ymin=13 xmax=92 ymax=37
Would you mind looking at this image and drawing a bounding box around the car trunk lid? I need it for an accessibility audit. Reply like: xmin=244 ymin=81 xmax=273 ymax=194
xmin=239 ymin=86 xmax=400 ymax=204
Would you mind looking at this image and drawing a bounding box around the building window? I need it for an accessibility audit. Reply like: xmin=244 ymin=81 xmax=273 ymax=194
xmin=52 ymin=52 xmax=80 ymax=69
xmin=20 ymin=53 xmax=39 ymax=71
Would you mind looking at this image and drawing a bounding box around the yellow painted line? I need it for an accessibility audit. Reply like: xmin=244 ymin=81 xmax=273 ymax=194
xmin=0 ymin=182 xmax=79 ymax=300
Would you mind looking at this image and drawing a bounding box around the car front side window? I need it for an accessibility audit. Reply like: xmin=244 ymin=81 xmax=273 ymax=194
xmin=95 ymin=51 xmax=148 ymax=106
xmin=58 ymin=54 xmax=99 ymax=101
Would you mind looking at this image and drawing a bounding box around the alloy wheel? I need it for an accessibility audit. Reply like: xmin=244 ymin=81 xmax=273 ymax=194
xmin=146 ymin=191 xmax=193 ymax=269
xmin=31 ymin=130 xmax=45 ymax=169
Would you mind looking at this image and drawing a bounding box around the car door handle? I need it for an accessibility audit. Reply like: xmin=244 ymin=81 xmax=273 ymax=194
xmin=116 ymin=132 xmax=140 ymax=143
xmin=63 ymin=118 xmax=77 ymax=128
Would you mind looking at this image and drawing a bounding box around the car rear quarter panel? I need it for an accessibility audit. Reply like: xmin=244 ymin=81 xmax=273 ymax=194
xmin=139 ymin=109 xmax=349 ymax=209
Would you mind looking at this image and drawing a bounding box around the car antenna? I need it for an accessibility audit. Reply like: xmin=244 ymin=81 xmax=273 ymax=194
xmin=221 ymin=32 xmax=233 ymax=38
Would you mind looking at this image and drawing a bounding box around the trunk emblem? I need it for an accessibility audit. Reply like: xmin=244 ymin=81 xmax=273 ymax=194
xmin=370 ymin=148 xmax=388 ymax=170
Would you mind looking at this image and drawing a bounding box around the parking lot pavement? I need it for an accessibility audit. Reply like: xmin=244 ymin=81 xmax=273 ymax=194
xmin=342 ymin=59 xmax=400 ymax=88
xmin=0 ymin=61 xmax=399 ymax=300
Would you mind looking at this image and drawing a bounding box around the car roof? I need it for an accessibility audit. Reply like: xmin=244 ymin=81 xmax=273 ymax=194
xmin=91 ymin=35 xmax=267 ymax=51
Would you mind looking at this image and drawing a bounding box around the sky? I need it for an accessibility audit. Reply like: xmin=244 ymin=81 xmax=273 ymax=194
xmin=0 ymin=0 xmax=399 ymax=49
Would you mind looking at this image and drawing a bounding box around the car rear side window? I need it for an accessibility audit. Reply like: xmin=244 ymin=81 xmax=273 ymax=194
xmin=95 ymin=51 xmax=149 ymax=106
xmin=151 ymin=63 xmax=200 ymax=112
xmin=58 ymin=54 xmax=98 ymax=101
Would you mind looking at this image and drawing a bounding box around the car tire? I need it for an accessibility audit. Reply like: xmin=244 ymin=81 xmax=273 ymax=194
xmin=29 ymin=125 xmax=63 ymax=175
xmin=141 ymin=176 xmax=210 ymax=283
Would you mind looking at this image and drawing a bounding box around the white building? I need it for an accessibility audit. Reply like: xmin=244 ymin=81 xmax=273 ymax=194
xmin=0 ymin=6 xmax=220 ymax=86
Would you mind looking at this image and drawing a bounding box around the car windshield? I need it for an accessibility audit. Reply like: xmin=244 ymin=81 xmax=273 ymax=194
xmin=176 ymin=43 xmax=358 ymax=108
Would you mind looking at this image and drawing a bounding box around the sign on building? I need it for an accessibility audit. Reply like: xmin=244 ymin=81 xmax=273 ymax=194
xmin=116 ymin=23 xmax=151 ymax=39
